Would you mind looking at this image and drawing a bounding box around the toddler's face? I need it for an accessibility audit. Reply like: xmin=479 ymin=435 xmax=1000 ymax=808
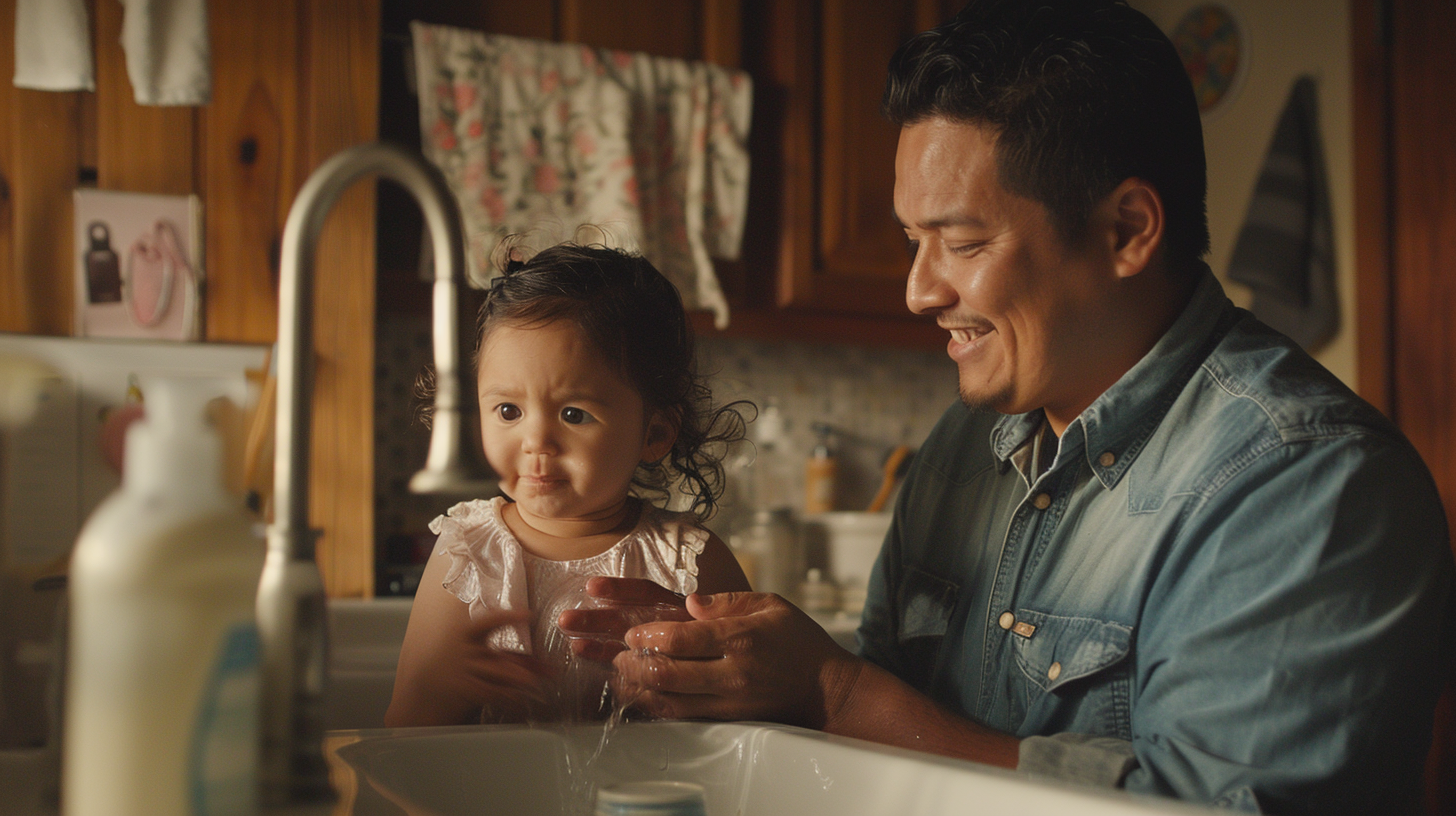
xmin=477 ymin=319 xmax=666 ymax=528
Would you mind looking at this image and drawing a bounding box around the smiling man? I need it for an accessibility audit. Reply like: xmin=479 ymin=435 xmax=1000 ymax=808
xmin=572 ymin=1 xmax=1454 ymax=812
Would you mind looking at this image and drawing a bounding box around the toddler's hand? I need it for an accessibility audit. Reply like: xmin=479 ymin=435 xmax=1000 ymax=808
xmin=386 ymin=605 xmax=554 ymax=727
xmin=458 ymin=608 xmax=559 ymax=722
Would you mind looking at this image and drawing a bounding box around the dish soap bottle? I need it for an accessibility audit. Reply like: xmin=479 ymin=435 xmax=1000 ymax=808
xmin=804 ymin=422 xmax=838 ymax=514
xmin=64 ymin=376 xmax=264 ymax=816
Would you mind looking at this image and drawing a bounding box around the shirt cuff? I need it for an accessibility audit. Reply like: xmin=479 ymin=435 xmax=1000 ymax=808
xmin=1017 ymin=733 xmax=1138 ymax=787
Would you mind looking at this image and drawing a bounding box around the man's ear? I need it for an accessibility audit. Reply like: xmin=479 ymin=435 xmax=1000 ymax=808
xmin=641 ymin=410 xmax=678 ymax=464
xmin=1102 ymin=177 xmax=1165 ymax=280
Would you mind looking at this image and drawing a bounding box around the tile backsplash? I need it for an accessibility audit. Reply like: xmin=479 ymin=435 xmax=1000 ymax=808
xmin=695 ymin=335 xmax=959 ymax=531
xmin=373 ymin=312 xmax=959 ymax=593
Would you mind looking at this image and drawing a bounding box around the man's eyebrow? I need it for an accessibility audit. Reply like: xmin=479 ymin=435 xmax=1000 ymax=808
xmin=893 ymin=210 xmax=988 ymax=230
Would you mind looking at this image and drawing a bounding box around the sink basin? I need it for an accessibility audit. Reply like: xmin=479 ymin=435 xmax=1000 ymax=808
xmin=323 ymin=721 xmax=1208 ymax=815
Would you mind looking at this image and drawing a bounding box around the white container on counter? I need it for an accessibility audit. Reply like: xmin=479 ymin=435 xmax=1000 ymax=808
xmin=64 ymin=376 xmax=264 ymax=816
xmin=802 ymin=511 xmax=893 ymax=615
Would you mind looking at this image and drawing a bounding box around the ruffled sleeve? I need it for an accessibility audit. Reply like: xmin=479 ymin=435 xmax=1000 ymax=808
xmin=429 ymin=497 xmax=531 ymax=653
xmin=630 ymin=505 xmax=709 ymax=596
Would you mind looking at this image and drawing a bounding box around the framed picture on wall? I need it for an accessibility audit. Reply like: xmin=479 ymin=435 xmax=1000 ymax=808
xmin=1170 ymin=4 xmax=1247 ymax=118
xmin=72 ymin=189 xmax=204 ymax=341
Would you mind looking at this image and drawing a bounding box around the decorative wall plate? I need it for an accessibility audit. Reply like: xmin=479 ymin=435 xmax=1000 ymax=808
xmin=1170 ymin=4 xmax=1246 ymax=117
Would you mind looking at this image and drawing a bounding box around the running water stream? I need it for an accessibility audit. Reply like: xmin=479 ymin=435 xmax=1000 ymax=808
xmin=536 ymin=581 xmax=691 ymax=815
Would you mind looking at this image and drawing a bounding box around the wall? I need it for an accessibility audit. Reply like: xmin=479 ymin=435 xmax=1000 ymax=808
xmin=1131 ymin=0 xmax=1358 ymax=389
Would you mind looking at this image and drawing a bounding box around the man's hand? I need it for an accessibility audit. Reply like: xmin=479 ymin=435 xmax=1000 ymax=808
xmin=596 ymin=584 xmax=863 ymax=728
xmin=557 ymin=576 xmax=1020 ymax=769
xmin=557 ymin=576 xmax=694 ymax=662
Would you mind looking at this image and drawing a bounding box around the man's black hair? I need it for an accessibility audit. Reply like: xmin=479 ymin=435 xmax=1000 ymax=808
xmin=883 ymin=0 xmax=1210 ymax=271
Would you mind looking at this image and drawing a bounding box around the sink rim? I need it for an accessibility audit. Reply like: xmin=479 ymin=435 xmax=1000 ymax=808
xmin=322 ymin=720 xmax=1212 ymax=816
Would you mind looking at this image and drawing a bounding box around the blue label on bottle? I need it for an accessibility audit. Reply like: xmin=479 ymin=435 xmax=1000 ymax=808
xmin=190 ymin=623 xmax=260 ymax=815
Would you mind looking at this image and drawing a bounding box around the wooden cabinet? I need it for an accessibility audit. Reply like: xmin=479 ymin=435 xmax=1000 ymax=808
xmin=383 ymin=0 xmax=956 ymax=349
xmin=749 ymin=0 xmax=949 ymax=313
xmin=711 ymin=0 xmax=958 ymax=348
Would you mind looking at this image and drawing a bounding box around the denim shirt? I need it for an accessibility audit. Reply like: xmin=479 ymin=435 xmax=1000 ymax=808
xmin=859 ymin=269 xmax=1453 ymax=813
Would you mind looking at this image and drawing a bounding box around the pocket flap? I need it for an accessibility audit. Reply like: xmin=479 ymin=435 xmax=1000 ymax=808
xmin=1011 ymin=609 xmax=1132 ymax=693
xmin=897 ymin=567 xmax=959 ymax=641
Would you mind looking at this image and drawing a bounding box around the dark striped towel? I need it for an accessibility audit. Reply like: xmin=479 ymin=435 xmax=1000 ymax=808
xmin=1226 ymin=75 xmax=1338 ymax=352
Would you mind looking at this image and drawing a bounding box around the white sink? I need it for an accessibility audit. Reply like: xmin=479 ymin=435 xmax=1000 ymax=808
xmin=323 ymin=721 xmax=1209 ymax=816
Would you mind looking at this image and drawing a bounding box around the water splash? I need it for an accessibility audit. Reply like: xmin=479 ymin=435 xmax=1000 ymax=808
xmin=810 ymin=757 xmax=835 ymax=792
xmin=532 ymin=576 xmax=680 ymax=815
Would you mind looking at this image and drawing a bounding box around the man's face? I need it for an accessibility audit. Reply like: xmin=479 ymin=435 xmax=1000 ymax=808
xmin=895 ymin=119 xmax=1117 ymax=424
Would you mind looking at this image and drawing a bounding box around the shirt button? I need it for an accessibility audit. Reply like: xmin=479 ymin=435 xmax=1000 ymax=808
xmin=998 ymin=611 xmax=1016 ymax=630
xmin=1047 ymin=661 xmax=1062 ymax=681
xmin=1099 ymin=451 xmax=1116 ymax=468
xmin=1032 ymin=493 xmax=1052 ymax=510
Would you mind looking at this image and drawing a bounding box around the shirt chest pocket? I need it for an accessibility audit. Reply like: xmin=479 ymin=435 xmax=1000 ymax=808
xmin=894 ymin=567 xmax=960 ymax=688
xmin=1010 ymin=609 xmax=1134 ymax=739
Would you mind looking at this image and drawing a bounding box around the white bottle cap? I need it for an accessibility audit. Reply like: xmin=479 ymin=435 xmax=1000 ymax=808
xmin=753 ymin=401 xmax=785 ymax=447
xmin=595 ymin=781 xmax=707 ymax=816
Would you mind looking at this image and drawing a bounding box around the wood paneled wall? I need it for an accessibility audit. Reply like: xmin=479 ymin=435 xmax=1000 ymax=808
xmin=0 ymin=0 xmax=381 ymax=597
xmin=0 ymin=2 xmax=79 ymax=335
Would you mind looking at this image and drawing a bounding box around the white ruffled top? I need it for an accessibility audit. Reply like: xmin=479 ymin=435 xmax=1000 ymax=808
xmin=431 ymin=496 xmax=707 ymax=663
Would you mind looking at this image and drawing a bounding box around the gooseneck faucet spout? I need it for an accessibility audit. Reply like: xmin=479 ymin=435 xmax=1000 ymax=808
xmin=257 ymin=142 xmax=494 ymax=804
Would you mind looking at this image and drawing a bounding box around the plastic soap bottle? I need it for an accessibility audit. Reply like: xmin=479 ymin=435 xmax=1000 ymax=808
xmin=64 ymin=376 xmax=264 ymax=816
xmin=804 ymin=422 xmax=838 ymax=514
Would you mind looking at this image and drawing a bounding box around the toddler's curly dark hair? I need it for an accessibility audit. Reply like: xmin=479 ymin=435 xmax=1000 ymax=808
xmin=476 ymin=241 xmax=751 ymax=521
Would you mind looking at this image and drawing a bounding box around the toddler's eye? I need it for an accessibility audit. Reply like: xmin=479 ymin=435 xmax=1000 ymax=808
xmin=561 ymin=407 xmax=591 ymax=425
xmin=497 ymin=403 xmax=521 ymax=421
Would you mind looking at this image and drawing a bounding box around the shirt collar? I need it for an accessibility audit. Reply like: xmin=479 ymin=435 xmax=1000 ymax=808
xmin=990 ymin=264 xmax=1236 ymax=488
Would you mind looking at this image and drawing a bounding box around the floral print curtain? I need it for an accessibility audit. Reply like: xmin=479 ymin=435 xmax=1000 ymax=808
xmin=411 ymin=22 xmax=753 ymax=327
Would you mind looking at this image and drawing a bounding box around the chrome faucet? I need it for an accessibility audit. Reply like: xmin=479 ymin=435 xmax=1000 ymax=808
xmin=256 ymin=142 xmax=495 ymax=804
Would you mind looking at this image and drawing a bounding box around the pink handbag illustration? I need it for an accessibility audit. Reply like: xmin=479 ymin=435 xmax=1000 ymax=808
xmin=125 ymin=220 xmax=193 ymax=328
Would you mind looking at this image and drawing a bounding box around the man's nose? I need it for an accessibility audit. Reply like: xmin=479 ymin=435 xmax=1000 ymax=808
xmin=905 ymin=243 xmax=955 ymax=315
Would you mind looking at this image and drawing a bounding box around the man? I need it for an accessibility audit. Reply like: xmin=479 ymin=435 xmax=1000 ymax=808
xmin=563 ymin=1 xmax=1453 ymax=811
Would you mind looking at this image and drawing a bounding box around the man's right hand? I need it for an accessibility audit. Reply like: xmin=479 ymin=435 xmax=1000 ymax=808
xmin=603 ymin=587 xmax=865 ymax=728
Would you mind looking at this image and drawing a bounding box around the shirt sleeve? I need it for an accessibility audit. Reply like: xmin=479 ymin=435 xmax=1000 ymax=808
xmin=1019 ymin=733 xmax=1138 ymax=787
xmin=1123 ymin=431 xmax=1453 ymax=814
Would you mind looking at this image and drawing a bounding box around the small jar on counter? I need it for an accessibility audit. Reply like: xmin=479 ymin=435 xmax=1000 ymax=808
xmin=798 ymin=568 xmax=840 ymax=614
xmin=729 ymin=508 xmax=802 ymax=603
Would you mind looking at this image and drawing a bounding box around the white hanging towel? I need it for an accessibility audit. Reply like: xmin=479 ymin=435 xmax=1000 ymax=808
xmin=12 ymin=0 xmax=209 ymax=105
xmin=119 ymin=0 xmax=210 ymax=105
xmin=411 ymin=22 xmax=752 ymax=328
xmin=13 ymin=0 xmax=94 ymax=91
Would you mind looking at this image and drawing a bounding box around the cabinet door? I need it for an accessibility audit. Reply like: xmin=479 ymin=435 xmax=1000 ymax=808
xmin=749 ymin=0 xmax=955 ymax=323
